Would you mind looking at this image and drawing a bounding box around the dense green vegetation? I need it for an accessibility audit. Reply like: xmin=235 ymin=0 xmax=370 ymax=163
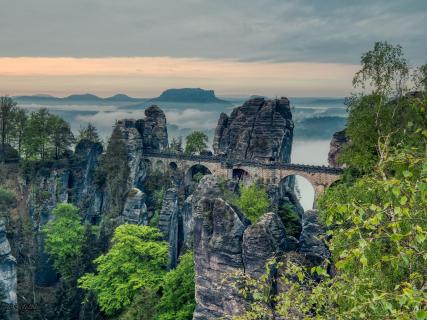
xmin=234 ymin=183 xmax=270 ymax=223
xmin=185 ymin=131 xmax=209 ymax=155
xmin=0 ymin=187 xmax=16 ymax=220
xmin=77 ymin=123 xmax=101 ymax=143
xmin=44 ymin=204 xmax=86 ymax=279
xmin=0 ymin=102 xmax=75 ymax=161
xmin=236 ymin=42 xmax=427 ymax=320
xmin=78 ymin=224 xmax=168 ymax=315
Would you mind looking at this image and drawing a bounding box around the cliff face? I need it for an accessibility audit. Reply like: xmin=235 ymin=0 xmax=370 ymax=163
xmin=0 ymin=220 xmax=18 ymax=320
xmin=192 ymin=176 xmax=299 ymax=319
xmin=213 ymin=97 xmax=294 ymax=162
xmin=192 ymin=176 xmax=329 ymax=318
xmin=112 ymin=106 xmax=168 ymax=224
xmin=328 ymin=130 xmax=347 ymax=167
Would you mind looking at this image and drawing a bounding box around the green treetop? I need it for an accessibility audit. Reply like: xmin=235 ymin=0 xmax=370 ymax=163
xmin=185 ymin=131 xmax=208 ymax=155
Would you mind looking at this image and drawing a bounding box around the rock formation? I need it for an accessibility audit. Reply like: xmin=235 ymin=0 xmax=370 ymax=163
xmin=213 ymin=97 xmax=294 ymax=162
xmin=0 ymin=220 xmax=18 ymax=320
xmin=242 ymin=212 xmax=287 ymax=278
xmin=140 ymin=105 xmax=168 ymax=153
xmin=298 ymin=209 xmax=329 ymax=265
xmin=122 ymin=188 xmax=148 ymax=225
xmin=328 ymin=130 xmax=347 ymax=167
xmin=193 ymin=176 xmax=250 ymax=319
xmin=159 ymin=188 xmax=179 ymax=268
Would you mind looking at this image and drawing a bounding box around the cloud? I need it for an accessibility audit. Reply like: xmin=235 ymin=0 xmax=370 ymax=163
xmin=1 ymin=0 xmax=426 ymax=64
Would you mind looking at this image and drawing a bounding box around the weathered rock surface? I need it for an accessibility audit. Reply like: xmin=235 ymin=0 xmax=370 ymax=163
xmin=122 ymin=188 xmax=147 ymax=225
xmin=242 ymin=212 xmax=287 ymax=278
xmin=298 ymin=209 xmax=329 ymax=264
xmin=213 ymin=97 xmax=293 ymax=162
xmin=193 ymin=176 xmax=250 ymax=319
xmin=180 ymin=195 xmax=194 ymax=251
xmin=328 ymin=130 xmax=347 ymax=167
xmin=72 ymin=139 xmax=104 ymax=222
xmin=140 ymin=105 xmax=168 ymax=152
xmin=27 ymin=169 xmax=70 ymax=286
xmin=159 ymin=188 xmax=179 ymax=268
xmin=0 ymin=220 xmax=19 ymax=320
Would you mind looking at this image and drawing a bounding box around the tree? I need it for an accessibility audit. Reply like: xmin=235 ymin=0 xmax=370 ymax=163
xmin=156 ymin=252 xmax=196 ymax=320
xmin=77 ymin=123 xmax=100 ymax=143
xmin=50 ymin=115 xmax=74 ymax=159
xmin=43 ymin=203 xmax=85 ymax=280
xmin=0 ymin=96 xmax=17 ymax=161
xmin=78 ymin=225 xmax=168 ymax=315
xmin=0 ymin=188 xmax=16 ymax=220
xmin=236 ymin=42 xmax=427 ymax=320
xmin=352 ymin=41 xmax=409 ymax=96
xmin=185 ymin=131 xmax=208 ymax=155
xmin=169 ymin=137 xmax=183 ymax=153
xmin=234 ymin=183 xmax=270 ymax=223
xmin=10 ymin=108 xmax=28 ymax=156
xmin=413 ymin=62 xmax=427 ymax=92
xmin=23 ymin=108 xmax=52 ymax=160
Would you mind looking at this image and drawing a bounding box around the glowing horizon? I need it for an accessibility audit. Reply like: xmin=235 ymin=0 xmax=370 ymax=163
xmin=0 ymin=57 xmax=358 ymax=98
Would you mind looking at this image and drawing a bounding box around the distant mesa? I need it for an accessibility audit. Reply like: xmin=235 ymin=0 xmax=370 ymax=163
xmin=149 ymin=88 xmax=230 ymax=104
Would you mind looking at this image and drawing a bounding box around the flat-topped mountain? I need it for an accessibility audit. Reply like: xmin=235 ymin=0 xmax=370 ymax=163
xmin=149 ymin=88 xmax=229 ymax=103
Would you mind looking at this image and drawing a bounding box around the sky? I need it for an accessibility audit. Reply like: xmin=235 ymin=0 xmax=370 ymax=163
xmin=1 ymin=0 xmax=426 ymax=97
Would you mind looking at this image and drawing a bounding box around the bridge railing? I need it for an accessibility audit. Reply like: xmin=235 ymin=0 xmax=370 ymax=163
xmin=143 ymin=152 xmax=343 ymax=174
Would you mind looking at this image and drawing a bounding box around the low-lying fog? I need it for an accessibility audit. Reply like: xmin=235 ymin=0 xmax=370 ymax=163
xmin=18 ymin=97 xmax=347 ymax=211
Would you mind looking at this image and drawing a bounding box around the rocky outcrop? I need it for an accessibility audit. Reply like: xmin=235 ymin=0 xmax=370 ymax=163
xmin=122 ymin=188 xmax=147 ymax=225
xmin=71 ymin=139 xmax=104 ymax=222
xmin=0 ymin=220 xmax=18 ymax=320
xmin=213 ymin=97 xmax=293 ymax=162
xmin=27 ymin=169 xmax=70 ymax=286
xmin=180 ymin=195 xmax=194 ymax=251
xmin=159 ymin=188 xmax=179 ymax=268
xmin=298 ymin=210 xmax=329 ymax=265
xmin=242 ymin=212 xmax=287 ymax=278
xmin=140 ymin=105 xmax=168 ymax=153
xmin=193 ymin=176 xmax=250 ymax=319
xmin=115 ymin=106 xmax=168 ymax=224
xmin=328 ymin=130 xmax=347 ymax=167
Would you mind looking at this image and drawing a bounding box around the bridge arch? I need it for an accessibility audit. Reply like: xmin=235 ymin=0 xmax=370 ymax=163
xmin=232 ymin=168 xmax=251 ymax=184
xmin=169 ymin=161 xmax=178 ymax=171
xmin=279 ymin=174 xmax=315 ymax=210
xmin=185 ymin=164 xmax=212 ymax=185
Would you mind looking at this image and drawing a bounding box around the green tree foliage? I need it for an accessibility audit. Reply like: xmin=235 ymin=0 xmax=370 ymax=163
xmin=77 ymin=123 xmax=101 ymax=143
xmin=236 ymin=42 xmax=427 ymax=320
xmin=0 ymin=96 xmax=17 ymax=156
xmin=78 ymin=225 xmax=168 ymax=316
xmin=156 ymin=252 xmax=196 ymax=320
xmin=22 ymin=108 xmax=74 ymax=160
xmin=43 ymin=203 xmax=85 ymax=279
xmin=168 ymin=137 xmax=183 ymax=153
xmin=50 ymin=115 xmax=75 ymax=159
xmin=353 ymin=41 xmax=409 ymax=96
xmin=10 ymin=108 xmax=28 ymax=156
xmin=413 ymin=63 xmax=427 ymax=92
xmin=0 ymin=188 xmax=16 ymax=219
xmin=185 ymin=131 xmax=208 ymax=155
xmin=234 ymin=183 xmax=270 ymax=223
xmin=277 ymin=202 xmax=301 ymax=238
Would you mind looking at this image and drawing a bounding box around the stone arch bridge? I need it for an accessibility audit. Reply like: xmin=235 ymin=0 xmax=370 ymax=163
xmin=143 ymin=152 xmax=342 ymax=198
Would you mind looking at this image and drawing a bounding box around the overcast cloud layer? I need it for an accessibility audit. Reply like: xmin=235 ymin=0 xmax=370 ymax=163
xmin=1 ymin=0 xmax=426 ymax=63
